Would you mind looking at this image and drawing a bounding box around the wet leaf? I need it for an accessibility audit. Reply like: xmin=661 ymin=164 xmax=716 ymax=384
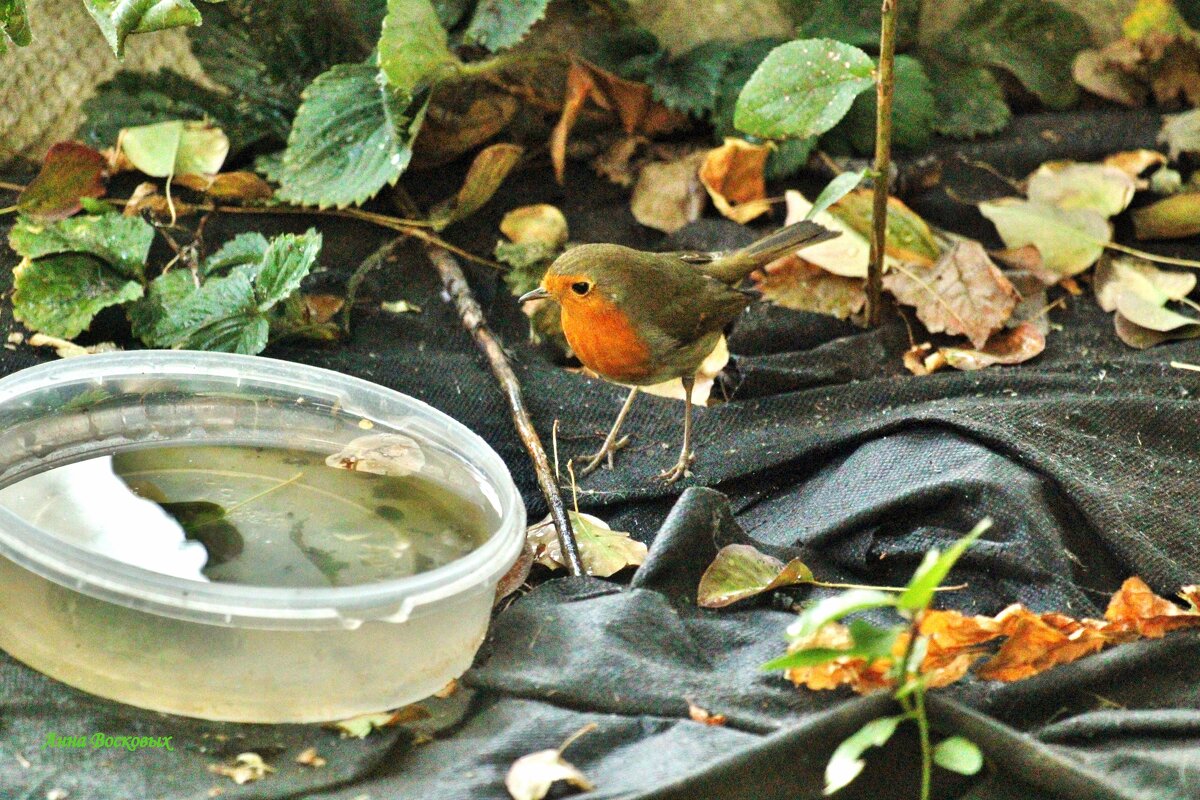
xmin=464 ymin=0 xmax=548 ymax=52
xmin=431 ymin=143 xmax=524 ymax=229
xmin=17 ymin=143 xmax=108 ymax=222
xmin=12 ymin=254 xmax=143 ymax=339
xmin=698 ymin=138 xmax=772 ymax=224
xmin=734 ymin=39 xmax=874 ymax=140
xmin=501 ymin=204 xmax=568 ymax=248
xmin=325 ymin=434 xmax=426 ymax=477
xmin=120 ymin=120 xmax=229 ymax=179
xmin=978 ymin=199 xmax=1111 ymax=276
xmin=933 ymin=737 xmax=984 ymax=775
xmin=825 ymin=715 xmax=904 ymax=795
xmin=630 ymin=151 xmax=707 ymax=233
xmin=379 ymin=0 xmax=456 ymax=96
xmin=527 ymin=512 xmax=646 ymax=578
xmin=697 ymin=544 xmax=814 ymax=608
xmin=1132 ymin=193 xmax=1200 ymax=239
xmin=883 ymin=241 xmax=1018 ymax=348
xmin=83 ymin=0 xmax=203 ymax=57
xmin=1026 ymin=162 xmax=1136 ymax=218
xmin=159 ymin=501 xmax=243 ymax=567
xmin=940 ymin=323 xmax=1046 ymax=371
xmin=9 ymin=212 xmax=154 ymax=279
xmin=0 ymin=0 xmax=31 ymax=52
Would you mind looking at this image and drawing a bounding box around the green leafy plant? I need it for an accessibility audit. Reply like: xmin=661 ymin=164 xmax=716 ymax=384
xmin=764 ymin=520 xmax=992 ymax=798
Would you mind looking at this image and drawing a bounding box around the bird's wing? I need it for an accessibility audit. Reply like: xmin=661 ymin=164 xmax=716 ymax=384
xmin=632 ymin=263 xmax=751 ymax=346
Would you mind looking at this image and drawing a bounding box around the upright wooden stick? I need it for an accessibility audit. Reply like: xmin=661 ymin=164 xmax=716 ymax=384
xmin=868 ymin=0 xmax=898 ymax=326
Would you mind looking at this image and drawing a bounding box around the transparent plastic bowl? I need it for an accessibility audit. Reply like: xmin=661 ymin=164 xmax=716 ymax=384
xmin=0 ymin=352 xmax=525 ymax=722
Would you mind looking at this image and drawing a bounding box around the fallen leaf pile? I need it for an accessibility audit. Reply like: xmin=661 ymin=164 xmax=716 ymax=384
xmin=783 ymin=577 xmax=1200 ymax=693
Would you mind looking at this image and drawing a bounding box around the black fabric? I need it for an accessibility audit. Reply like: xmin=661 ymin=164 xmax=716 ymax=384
xmin=2 ymin=111 xmax=1200 ymax=799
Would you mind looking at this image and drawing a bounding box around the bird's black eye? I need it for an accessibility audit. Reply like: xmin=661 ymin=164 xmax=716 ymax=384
xmin=571 ymin=281 xmax=591 ymax=296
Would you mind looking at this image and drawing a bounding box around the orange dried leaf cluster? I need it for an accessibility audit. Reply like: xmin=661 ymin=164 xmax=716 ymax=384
xmin=785 ymin=578 xmax=1200 ymax=693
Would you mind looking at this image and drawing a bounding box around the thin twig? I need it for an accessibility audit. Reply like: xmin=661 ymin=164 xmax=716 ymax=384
xmin=424 ymin=242 xmax=583 ymax=576
xmin=867 ymin=0 xmax=899 ymax=326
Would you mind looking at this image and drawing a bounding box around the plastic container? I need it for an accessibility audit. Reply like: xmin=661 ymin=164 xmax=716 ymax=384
xmin=0 ymin=352 xmax=525 ymax=722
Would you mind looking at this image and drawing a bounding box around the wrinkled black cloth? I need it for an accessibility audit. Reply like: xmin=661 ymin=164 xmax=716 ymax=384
xmin=2 ymin=111 xmax=1200 ymax=800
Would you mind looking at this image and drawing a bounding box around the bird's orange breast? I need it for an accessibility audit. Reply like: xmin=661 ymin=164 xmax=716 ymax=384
xmin=560 ymin=298 xmax=655 ymax=384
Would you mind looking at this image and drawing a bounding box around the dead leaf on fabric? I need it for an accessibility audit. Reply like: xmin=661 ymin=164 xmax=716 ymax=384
xmin=978 ymin=198 xmax=1111 ymax=276
xmin=1132 ymin=193 xmax=1200 ymax=239
xmin=175 ymin=171 xmax=274 ymax=203
xmin=1114 ymin=311 xmax=1200 ymax=348
xmin=430 ymin=143 xmax=525 ymax=230
xmin=940 ymin=323 xmax=1046 ymax=371
xmin=1105 ymin=576 xmax=1200 ymax=637
xmin=782 ymin=190 xmax=873 ymax=278
xmin=697 ymin=544 xmax=815 ymax=608
xmin=501 ymin=204 xmax=569 ymax=247
xmin=1093 ymin=256 xmax=1195 ymax=313
xmin=506 ymin=724 xmax=597 ymax=800
xmin=295 ymin=747 xmax=327 ymax=768
xmin=527 ymin=512 xmax=647 ymax=577
xmin=687 ymin=701 xmax=727 ymax=726
xmin=1025 ymin=162 xmax=1136 ymax=218
xmin=698 ymin=138 xmax=772 ymax=224
xmin=1102 ymin=149 xmax=1168 ymax=182
xmin=975 ymin=605 xmax=1113 ymax=682
xmin=830 ymin=190 xmax=941 ymax=268
xmin=903 ymin=343 xmax=947 ymax=376
xmin=1073 ymin=47 xmax=1149 ymax=107
xmin=753 ymin=255 xmax=867 ymax=320
xmin=1160 ymin=108 xmax=1200 ymax=160
xmin=782 ymin=623 xmax=897 ymax=694
xmin=208 ymin=753 xmax=275 ymax=785
xmin=630 ymin=151 xmax=707 ymax=233
xmin=328 ymin=706 xmax=431 ymax=738
xmin=883 ymin=241 xmax=1019 ymax=348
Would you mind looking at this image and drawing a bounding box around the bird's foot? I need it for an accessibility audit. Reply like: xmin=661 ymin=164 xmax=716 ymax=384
xmin=573 ymin=435 xmax=632 ymax=478
xmin=657 ymin=451 xmax=695 ymax=485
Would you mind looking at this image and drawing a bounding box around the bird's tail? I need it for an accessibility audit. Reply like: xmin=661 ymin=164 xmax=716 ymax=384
xmin=701 ymin=220 xmax=840 ymax=284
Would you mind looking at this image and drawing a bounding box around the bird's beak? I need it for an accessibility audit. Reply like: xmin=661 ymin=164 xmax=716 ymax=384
xmin=519 ymin=287 xmax=551 ymax=304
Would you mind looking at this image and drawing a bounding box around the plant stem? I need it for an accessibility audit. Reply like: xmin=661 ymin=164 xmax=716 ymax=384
xmin=0 ymin=205 xmax=17 ymax=215
xmin=806 ymin=579 xmax=967 ymax=592
xmin=867 ymin=0 xmax=899 ymax=326
xmin=1104 ymin=240 xmax=1200 ymax=269
xmin=914 ymin=683 xmax=933 ymax=800
xmin=423 ymin=242 xmax=584 ymax=577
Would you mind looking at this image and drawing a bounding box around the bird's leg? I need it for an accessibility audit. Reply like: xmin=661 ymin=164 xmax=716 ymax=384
xmin=658 ymin=375 xmax=696 ymax=484
xmin=575 ymin=386 xmax=639 ymax=477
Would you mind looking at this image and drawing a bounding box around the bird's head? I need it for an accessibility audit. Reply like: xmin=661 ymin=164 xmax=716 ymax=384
xmin=518 ymin=244 xmax=642 ymax=312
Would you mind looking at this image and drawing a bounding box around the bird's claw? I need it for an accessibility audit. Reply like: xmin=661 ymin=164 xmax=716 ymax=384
xmin=657 ymin=451 xmax=695 ymax=485
xmin=574 ymin=435 xmax=632 ymax=478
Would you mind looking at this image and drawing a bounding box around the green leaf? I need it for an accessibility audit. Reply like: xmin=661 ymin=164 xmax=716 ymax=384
xmin=647 ymin=40 xmax=736 ymax=116
xmin=765 ymin=137 xmax=816 ymax=181
xmin=434 ymin=0 xmax=472 ymax=29
xmin=79 ymin=69 xmax=266 ymax=154
xmin=120 ymin=120 xmax=230 ymax=178
xmin=919 ymin=53 xmax=1010 ymax=139
xmin=83 ymin=0 xmax=203 ymax=57
xmin=762 ymin=619 xmax=900 ymax=671
xmin=786 ymin=589 xmax=897 ymax=640
xmin=838 ymin=55 xmax=935 ymax=153
xmin=807 ymin=170 xmax=867 ymax=221
xmin=159 ymin=501 xmax=243 ymax=568
xmin=138 ymin=269 xmax=269 ymax=354
xmin=17 ymin=143 xmax=108 ymax=223
xmin=939 ymin=0 xmax=1091 ymax=109
xmin=0 ymin=0 xmax=31 ymax=52
xmin=734 ymin=39 xmax=874 ymax=141
xmin=464 ymin=0 xmax=549 ymax=52
xmin=933 ymin=736 xmax=984 ymax=775
xmin=712 ymin=37 xmax=788 ymax=137
xmin=697 ymin=544 xmax=815 ymax=608
xmin=825 ymin=715 xmax=905 ymax=795
xmin=9 ymin=213 xmax=154 ymax=279
xmin=790 ymin=0 xmax=919 ymax=50
xmin=13 ymin=254 xmax=144 ymax=338
xmin=379 ymin=0 xmax=456 ymax=95
xmin=274 ymin=63 xmax=418 ymax=209
xmin=578 ymin=26 xmax=665 ymax=80
xmin=129 ymin=269 xmax=196 ymax=341
xmin=979 ymin=199 xmax=1111 ymax=276
xmin=897 ymin=519 xmax=991 ymax=612
xmin=762 ymin=647 xmax=855 ymax=671
xmin=249 ymin=230 xmax=322 ymax=309
xmin=203 ymin=231 xmax=269 ymax=276
xmin=1026 ymin=162 xmax=1137 ymax=218
xmin=189 ymin=0 xmax=360 ymax=139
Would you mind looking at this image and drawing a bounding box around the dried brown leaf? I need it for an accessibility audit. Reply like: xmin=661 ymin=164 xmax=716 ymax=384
xmin=753 ymin=255 xmax=866 ymax=320
xmin=940 ymin=322 xmax=1046 ymax=371
xmin=698 ymin=138 xmax=772 ymax=224
xmin=687 ymin=701 xmax=727 ymax=726
xmin=975 ymin=605 xmax=1111 ymax=682
xmin=209 ymin=753 xmax=275 ymax=785
xmin=17 ymin=142 xmax=108 ymax=222
xmin=295 ymin=747 xmax=326 ymax=768
xmin=1104 ymin=576 xmax=1200 ymax=637
xmin=629 ymin=151 xmax=707 ymax=233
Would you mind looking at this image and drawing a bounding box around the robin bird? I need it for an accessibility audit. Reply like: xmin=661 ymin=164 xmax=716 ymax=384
xmin=519 ymin=219 xmax=839 ymax=483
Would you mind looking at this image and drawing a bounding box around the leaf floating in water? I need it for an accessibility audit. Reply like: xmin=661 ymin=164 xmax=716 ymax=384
xmin=325 ymin=434 xmax=426 ymax=477
xmin=158 ymin=501 xmax=244 ymax=567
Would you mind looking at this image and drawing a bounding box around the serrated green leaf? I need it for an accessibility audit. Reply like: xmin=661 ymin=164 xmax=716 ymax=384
xmin=940 ymin=0 xmax=1090 ymax=110
xmin=579 ymin=26 xmax=664 ymax=80
xmin=13 ymin=254 xmax=144 ymax=338
xmin=825 ymin=716 xmax=905 ymax=795
xmin=120 ymin=120 xmax=229 ymax=179
xmin=837 ymin=55 xmax=935 ymax=153
xmin=786 ymin=589 xmax=897 ymax=640
xmin=139 ymin=269 xmax=268 ymax=354
xmin=808 ymin=170 xmax=867 ymax=221
xmin=274 ymin=63 xmax=417 ymax=209
xmin=897 ymin=520 xmax=990 ymax=612
xmin=203 ymin=231 xmax=269 ymax=276
xmin=919 ymin=53 xmax=1010 ymax=139
xmin=83 ymin=0 xmax=203 ymax=57
xmin=189 ymin=0 xmax=359 ymax=139
xmin=789 ymin=0 xmax=919 ymax=50
xmin=464 ymin=0 xmax=549 ymax=52
xmin=79 ymin=69 xmax=265 ymax=154
xmin=249 ymin=230 xmax=322 ymax=309
xmin=379 ymin=0 xmax=456 ymax=95
xmin=933 ymin=737 xmax=984 ymax=775
xmin=646 ymin=40 xmax=735 ymax=116
xmin=0 ymin=0 xmax=31 ymax=53
xmin=9 ymin=213 xmax=154 ymax=279
xmin=734 ymin=39 xmax=874 ymax=141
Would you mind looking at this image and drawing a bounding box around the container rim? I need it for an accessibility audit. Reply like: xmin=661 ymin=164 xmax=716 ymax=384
xmin=0 ymin=351 xmax=527 ymax=626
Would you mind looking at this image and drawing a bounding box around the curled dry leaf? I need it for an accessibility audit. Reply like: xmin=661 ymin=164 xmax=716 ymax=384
xmin=903 ymin=343 xmax=947 ymax=376
xmin=17 ymin=142 xmax=108 ymax=222
xmin=175 ymin=171 xmax=274 ymax=203
xmin=1094 ymin=256 xmax=1195 ymax=313
xmin=1105 ymin=576 xmax=1200 ymax=637
xmin=697 ymin=543 xmax=814 ymax=608
xmin=295 ymin=747 xmax=327 ymax=768
xmin=883 ymin=241 xmax=1018 ymax=349
xmin=501 ymin=204 xmax=569 ymax=248
xmin=325 ymin=433 xmax=426 ymax=477
xmin=698 ymin=138 xmax=772 ymax=224
xmin=506 ymin=724 xmax=597 ymax=800
xmin=940 ymin=323 xmax=1046 ymax=371
xmin=975 ymin=605 xmax=1112 ymax=682
xmin=1114 ymin=311 xmax=1200 ymax=349
xmin=753 ymin=255 xmax=867 ymax=320
xmin=208 ymin=753 xmax=275 ymax=785
xmin=687 ymin=701 xmax=727 ymax=726
xmin=527 ymin=511 xmax=647 ymax=578
xmin=551 ymin=60 xmax=687 ymax=183
xmin=630 ymin=151 xmax=707 ymax=233
xmin=495 ymin=541 xmax=534 ymax=605
xmin=1132 ymin=193 xmax=1200 ymax=240
xmin=431 ymin=143 xmax=525 ymax=229
xmin=27 ymin=333 xmax=121 ymax=359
